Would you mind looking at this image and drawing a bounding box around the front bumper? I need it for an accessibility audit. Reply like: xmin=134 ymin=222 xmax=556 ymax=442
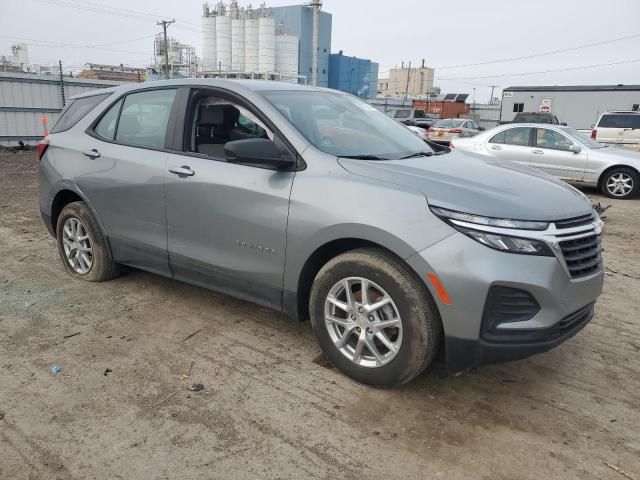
xmin=406 ymin=232 xmax=604 ymax=371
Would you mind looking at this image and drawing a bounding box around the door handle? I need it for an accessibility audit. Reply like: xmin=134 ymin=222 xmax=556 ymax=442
xmin=82 ymin=148 xmax=101 ymax=158
xmin=169 ymin=165 xmax=195 ymax=177
xmin=490 ymin=145 xmax=501 ymax=150
xmin=533 ymin=149 xmax=544 ymax=154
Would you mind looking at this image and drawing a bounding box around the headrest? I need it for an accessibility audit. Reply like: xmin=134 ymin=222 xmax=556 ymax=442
xmin=200 ymin=105 xmax=225 ymax=125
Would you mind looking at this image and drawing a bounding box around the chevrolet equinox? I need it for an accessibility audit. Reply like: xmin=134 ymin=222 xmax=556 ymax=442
xmin=38 ymin=80 xmax=604 ymax=386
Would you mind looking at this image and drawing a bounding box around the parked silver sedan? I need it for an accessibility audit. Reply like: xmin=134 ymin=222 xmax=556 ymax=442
xmin=427 ymin=118 xmax=483 ymax=144
xmin=452 ymin=124 xmax=640 ymax=199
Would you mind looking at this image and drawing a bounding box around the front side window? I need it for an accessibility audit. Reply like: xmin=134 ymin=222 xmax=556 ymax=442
xmin=414 ymin=110 xmax=425 ymax=118
xmin=262 ymin=91 xmax=433 ymax=159
xmin=535 ymin=129 xmax=574 ymax=151
xmin=394 ymin=110 xmax=411 ymax=119
xmin=491 ymin=127 xmax=532 ymax=146
xmin=51 ymin=93 xmax=110 ymax=133
xmin=115 ymin=89 xmax=176 ymax=149
xmin=186 ymin=92 xmax=273 ymax=159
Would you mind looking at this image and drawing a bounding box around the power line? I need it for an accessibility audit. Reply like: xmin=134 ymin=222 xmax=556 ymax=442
xmin=437 ymin=58 xmax=640 ymax=81
xmin=0 ymin=34 xmax=152 ymax=56
xmin=434 ymin=32 xmax=640 ymax=70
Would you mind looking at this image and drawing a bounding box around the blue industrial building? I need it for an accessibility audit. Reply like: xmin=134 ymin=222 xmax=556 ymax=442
xmin=328 ymin=51 xmax=379 ymax=99
xmin=269 ymin=5 xmax=332 ymax=87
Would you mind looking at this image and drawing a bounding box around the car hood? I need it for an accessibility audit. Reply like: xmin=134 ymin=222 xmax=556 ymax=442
xmin=338 ymin=151 xmax=593 ymax=221
xmin=589 ymin=146 xmax=640 ymax=164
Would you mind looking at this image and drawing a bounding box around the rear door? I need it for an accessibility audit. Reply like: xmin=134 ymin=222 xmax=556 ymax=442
xmin=485 ymin=126 xmax=533 ymax=166
xmin=530 ymin=128 xmax=587 ymax=181
xmin=81 ymin=88 xmax=178 ymax=275
xmin=626 ymin=115 xmax=640 ymax=144
xmin=163 ymin=88 xmax=296 ymax=310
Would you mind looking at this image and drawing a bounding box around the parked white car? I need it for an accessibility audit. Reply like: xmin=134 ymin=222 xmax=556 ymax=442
xmin=591 ymin=111 xmax=640 ymax=145
xmin=451 ymin=123 xmax=640 ymax=199
xmin=427 ymin=118 xmax=482 ymax=144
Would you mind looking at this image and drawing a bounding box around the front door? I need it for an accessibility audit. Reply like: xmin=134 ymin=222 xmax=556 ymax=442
xmin=164 ymin=90 xmax=295 ymax=310
xmin=530 ymin=128 xmax=587 ymax=181
xmin=78 ymin=88 xmax=178 ymax=275
xmin=485 ymin=126 xmax=533 ymax=166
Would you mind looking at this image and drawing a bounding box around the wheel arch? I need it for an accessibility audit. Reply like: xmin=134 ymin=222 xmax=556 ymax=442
xmin=289 ymin=236 xmax=440 ymax=324
xmin=49 ymin=185 xmax=108 ymax=239
xmin=597 ymin=164 xmax=640 ymax=188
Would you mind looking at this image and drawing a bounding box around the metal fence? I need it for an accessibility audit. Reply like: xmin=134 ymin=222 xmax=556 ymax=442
xmin=463 ymin=103 xmax=502 ymax=130
xmin=0 ymin=73 xmax=122 ymax=146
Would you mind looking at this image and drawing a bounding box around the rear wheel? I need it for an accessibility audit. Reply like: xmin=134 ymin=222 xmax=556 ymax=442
xmin=601 ymin=167 xmax=638 ymax=199
xmin=309 ymin=248 xmax=442 ymax=386
xmin=56 ymin=201 xmax=120 ymax=282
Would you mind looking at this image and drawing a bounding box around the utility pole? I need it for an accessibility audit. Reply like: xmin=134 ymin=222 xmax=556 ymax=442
xmin=157 ymin=19 xmax=175 ymax=79
xmin=403 ymin=60 xmax=412 ymax=103
xmin=489 ymin=85 xmax=498 ymax=104
xmin=58 ymin=60 xmax=65 ymax=107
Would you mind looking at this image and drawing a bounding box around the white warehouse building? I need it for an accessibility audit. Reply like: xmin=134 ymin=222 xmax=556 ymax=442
xmin=202 ymin=1 xmax=300 ymax=83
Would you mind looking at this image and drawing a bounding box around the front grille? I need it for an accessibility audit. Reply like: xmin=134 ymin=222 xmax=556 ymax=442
xmin=559 ymin=234 xmax=602 ymax=278
xmin=554 ymin=213 xmax=594 ymax=229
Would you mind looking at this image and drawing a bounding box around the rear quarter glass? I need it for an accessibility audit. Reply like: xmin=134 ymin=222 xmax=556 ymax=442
xmin=50 ymin=93 xmax=110 ymax=134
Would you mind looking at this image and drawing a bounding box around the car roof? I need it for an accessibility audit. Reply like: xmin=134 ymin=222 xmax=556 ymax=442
xmin=69 ymin=78 xmax=341 ymax=100
xmin=603 ymin=111 xmax=640 ymax=115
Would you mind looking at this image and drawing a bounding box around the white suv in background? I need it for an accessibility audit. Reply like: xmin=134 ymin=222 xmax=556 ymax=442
xmin=592 ymin=111 xmax=640 ymax=145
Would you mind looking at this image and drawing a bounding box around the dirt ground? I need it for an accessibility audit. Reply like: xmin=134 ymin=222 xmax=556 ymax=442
xmin=1 ymin=151 xmax=639 ymax=480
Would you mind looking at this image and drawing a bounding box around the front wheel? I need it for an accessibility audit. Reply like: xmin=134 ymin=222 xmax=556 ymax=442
xmin=309 ymin=248 xmax=442 ymax=386
xmin=601 ymin=167 xmax=639 ymax=199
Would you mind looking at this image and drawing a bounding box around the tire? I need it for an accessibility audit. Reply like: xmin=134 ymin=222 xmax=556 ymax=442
xmin=309 ymin=248 xmax=442 ymax=387
xmin=600 ymin=167 xmax=639 ymax=199
xmin=56 ymin=201 xmax=120 ymax=282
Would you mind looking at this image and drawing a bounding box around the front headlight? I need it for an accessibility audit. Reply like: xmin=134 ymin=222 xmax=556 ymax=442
xmin=431 ymin=207 xmax=554 ymax=256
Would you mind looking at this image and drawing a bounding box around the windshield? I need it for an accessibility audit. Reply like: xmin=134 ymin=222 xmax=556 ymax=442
xmin=262 ymin=91 xmax=434 ymax=159
xmin=434 ymin=119 xmax=464 ymax=128
xmin=565 ymin=128 xmax=606 ymax=148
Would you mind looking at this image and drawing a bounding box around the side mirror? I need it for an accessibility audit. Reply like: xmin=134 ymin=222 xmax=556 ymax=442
xmin=569 ymin=144 xmax=582 ymax=154
xmin=224 ymin=138 xmax=295 ymax=170
xmin=561 ymin=122 xmax=568 ymax=126
xmin=478 ymin=126 xmax=485 ymax=131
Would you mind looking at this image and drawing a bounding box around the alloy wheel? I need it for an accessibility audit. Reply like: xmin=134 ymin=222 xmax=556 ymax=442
xmin=606 ymin=172 xmax=634 ymax=197
xmin=62 ymin=217 xmax=93 ymax=274
xmin=324 ymin=277 xmax=403 ymax=368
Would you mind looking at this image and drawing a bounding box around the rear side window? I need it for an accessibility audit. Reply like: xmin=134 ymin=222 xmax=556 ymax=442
xmin=94 ymin=99 xmax=123 ymax=140
xmin=598 ymin=114 xmax=640 ymax=129
xmin=491 ymin=127 xmax=532 ymax=146
xmin=50 ymin=93 xmax=110 ymax=133
xmin=115 ymin=89 xmax=177 ymax=149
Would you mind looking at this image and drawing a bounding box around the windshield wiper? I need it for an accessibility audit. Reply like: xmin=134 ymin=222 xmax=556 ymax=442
xmin=339 ymin=154 xmax=390 ymax=160
xmin=399 ymin=151 xmax=434 ymax=159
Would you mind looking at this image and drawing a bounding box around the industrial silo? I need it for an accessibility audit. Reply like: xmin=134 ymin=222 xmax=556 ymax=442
xmin=258 ymin=10 xmax=275 ymax=73
xmin=201 ymin=4 xmax=217 ymax=73
xmin=244 ymin=9 xmax=259 ymax=73
xmin=231 ymin=9 xmax=245 ymax=71
xmin=215 ymin=4 xmax=231 ymax=71
xmin=275 ymin=33 xmax=299 ymax=83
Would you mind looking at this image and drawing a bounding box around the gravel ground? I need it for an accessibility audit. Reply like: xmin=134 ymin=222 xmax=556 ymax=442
xmin=1 ymin=151 xmax=639 ymax=480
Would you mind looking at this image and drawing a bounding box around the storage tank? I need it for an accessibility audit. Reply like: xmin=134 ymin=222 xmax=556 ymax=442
xmin=231 ymin=15 xmax=245 ymax=71
xmin=258 ymin=15 xmax=275 ymax=73
xmin=201 ymin=13 xmax=217 ymax=73
xmin=215 ymin=7 xmax=231 ymax=71
xmin=275 ymin=34 xmax=299 ymax=83
xmin=244 ymin=14 xmax=259 ymax=72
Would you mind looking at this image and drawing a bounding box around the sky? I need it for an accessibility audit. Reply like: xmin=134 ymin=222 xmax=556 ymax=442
xmin=1 ymin=0 xmax=639 ymax=102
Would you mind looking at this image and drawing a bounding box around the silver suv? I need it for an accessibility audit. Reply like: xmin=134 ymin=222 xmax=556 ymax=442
xmin=38 ymin=80 xmax=604 ymax=386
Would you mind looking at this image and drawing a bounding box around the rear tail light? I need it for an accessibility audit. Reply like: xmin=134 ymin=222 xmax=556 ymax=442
xmin=36 ymin=139 xmax=49 ymax=160
xmin=591 ymin=129 xmax=597 ymax=139
xmin=427 ymin=128 xmax=434 ymax=132
xmin=449 ymin=129 xmax=463 ymax=134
